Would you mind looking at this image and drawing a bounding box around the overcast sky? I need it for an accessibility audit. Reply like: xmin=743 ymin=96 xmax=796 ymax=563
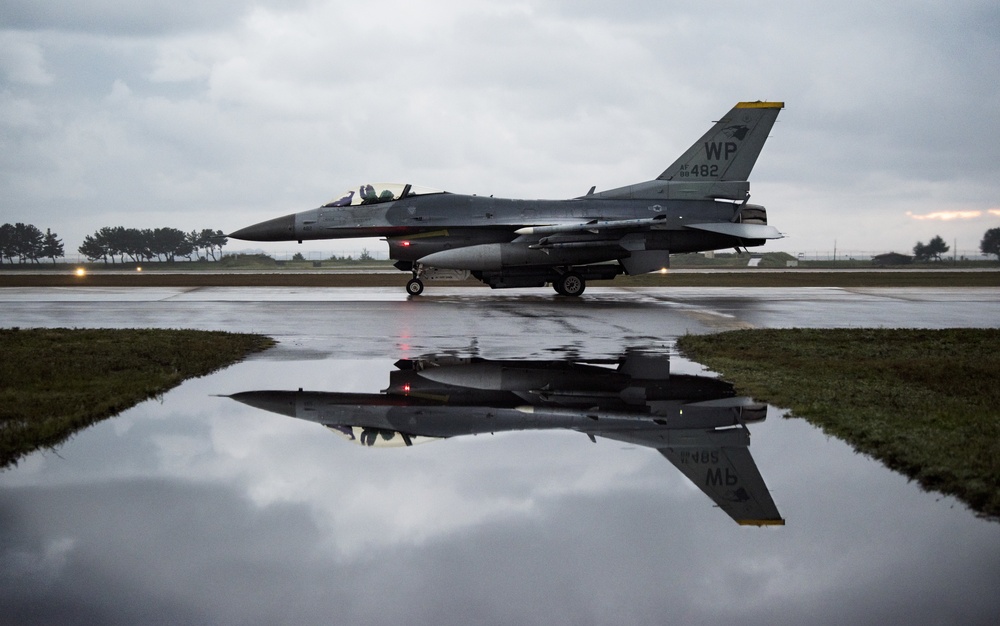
xmin=2 ymin=0 xmax=999 ymax=258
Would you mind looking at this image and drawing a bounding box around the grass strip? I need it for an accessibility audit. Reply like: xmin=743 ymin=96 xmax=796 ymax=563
xmin=676 ymin=328 xmax=1000 ymax=520
xmin=0 ymin=328 xmax=275 ymax=468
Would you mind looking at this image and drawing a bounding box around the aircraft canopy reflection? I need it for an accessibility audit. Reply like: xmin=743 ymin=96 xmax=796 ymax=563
xmin=228 ymin=350 xmax=784 ymax=526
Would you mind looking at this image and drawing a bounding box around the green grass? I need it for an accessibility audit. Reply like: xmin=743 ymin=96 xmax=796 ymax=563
xmin=676 ymin=329 xmax=1000 ymax=519
xmin=0 ymin=328 xmax=275 ymax=468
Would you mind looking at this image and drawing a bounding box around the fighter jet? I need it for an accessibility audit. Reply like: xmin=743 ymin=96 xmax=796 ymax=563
xmin=230 ymin=101 xmax=784 ymax=296
xmin=228 ymin=350 xmax=784 ymax=525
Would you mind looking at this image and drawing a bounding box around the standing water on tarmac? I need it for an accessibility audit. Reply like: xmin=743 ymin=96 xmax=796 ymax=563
xmin=1 ymin=348 xmax=997 ymax=624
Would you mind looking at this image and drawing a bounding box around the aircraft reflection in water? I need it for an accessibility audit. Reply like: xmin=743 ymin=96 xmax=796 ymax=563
xmin=230 ymin=101 xmax=783 ymax=296
xmin=228 ymin=351 xmax=784 ymax=526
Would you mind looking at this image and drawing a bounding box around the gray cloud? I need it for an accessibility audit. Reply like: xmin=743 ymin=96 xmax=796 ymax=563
xmin=1 ymin=0 xmax=999 ymax=257
xmin=0 ymin=1 xmax=311 ymax=36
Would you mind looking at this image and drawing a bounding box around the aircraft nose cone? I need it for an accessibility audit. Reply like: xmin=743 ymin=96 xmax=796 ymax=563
xmin=228 ymin=391 xmax=298 ymax=417
xmin=229 ymin=214 xmax=296 ymax=241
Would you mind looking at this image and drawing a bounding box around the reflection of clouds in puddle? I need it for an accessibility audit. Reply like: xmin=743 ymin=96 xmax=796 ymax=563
xmin=201 ymin=409 xmax=666 ymax=558
xmin=4 ymin=349 xmax=1000 ymax=623
xmin=4 ymin=537 xmax=76 ymax=584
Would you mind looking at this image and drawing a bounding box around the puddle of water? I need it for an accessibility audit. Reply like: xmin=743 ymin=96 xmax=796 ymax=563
xmin=2 ymin=349 xmax=998 ymax=624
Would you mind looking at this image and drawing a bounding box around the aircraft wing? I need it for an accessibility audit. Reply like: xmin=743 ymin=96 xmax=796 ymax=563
xmin=660 ymin=444 xmax=784 ymax=526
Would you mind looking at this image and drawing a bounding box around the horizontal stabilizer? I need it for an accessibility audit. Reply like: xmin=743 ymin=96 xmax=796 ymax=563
xmin=684 ymin=222 xmax=782 ymax=239
xmin=661 ymin=443 xmax=784 ymax=526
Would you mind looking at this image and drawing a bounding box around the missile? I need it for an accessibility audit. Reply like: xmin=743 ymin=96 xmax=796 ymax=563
xmin=514 ymin=214 xmax=668 ymax=236
xmin=684 ymin=222 xmax=782 ymax=239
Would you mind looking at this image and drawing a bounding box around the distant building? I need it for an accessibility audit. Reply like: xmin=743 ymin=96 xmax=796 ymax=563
xmin=872 ymin=252 xmax=913 ymax=266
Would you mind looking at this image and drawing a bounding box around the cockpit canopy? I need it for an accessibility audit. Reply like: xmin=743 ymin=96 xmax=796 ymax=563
xmin=323 ymin=183 xmax=445 ymax=208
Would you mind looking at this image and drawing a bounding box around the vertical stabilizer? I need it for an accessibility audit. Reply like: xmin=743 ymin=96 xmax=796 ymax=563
xmin=658 ymin=101 xmax=783 ymax=183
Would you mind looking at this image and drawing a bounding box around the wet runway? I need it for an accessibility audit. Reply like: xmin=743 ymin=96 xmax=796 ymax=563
xmin=1 ymin=286 xmax=997 ymax=358
xmin=2 ymin=286 xmax=999 ymax=624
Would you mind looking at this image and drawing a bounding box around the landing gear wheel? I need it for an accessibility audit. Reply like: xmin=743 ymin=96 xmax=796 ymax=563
xmin=555 ymin=272 xmax=585 ymax=297
xmin=406 ymin=278 xmax=425 ymax=296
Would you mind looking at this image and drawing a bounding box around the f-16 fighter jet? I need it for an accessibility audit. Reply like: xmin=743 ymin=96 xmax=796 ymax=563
xmin=230 ymin=102 xmax=784 ymax=296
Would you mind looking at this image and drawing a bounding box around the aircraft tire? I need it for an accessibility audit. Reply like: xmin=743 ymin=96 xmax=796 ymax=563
xmin=406 ymin=278 xmax=425 ymax=296
xmin=556 ymin=273 xmax=585 ymax=297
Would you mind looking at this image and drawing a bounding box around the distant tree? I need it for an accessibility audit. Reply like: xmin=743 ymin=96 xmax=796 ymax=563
xmin=12 ymin=223 xmax=44 ymax=263
xmin=200 ymin=229 xmax=227 ymax=261
xmin=147 ymin=228 xmax=168 ymax=261
xmin=79 ymin=225 xmax=225 ymax=264
xmin=0 ymin=223 xmax=64 ymax=263
xmin=185 ymin=228 xmax=216 ymax=261
xmin=926 ymin=235 xmax=949 ymax=261
xmin=148 ymin=227 xmax=191 ymax=262
xmin=122 ymin=228 xmax=150 ymax=262
xmin=41 ymin=228 xmax=64 ymax=263
xmin=94 ymin=227 xmax=120 ymax=262
xmin=982 ymin=227 xmax=1000 ymax=261
xmin=171 ymin=228 xmax=195 ymax=261
xmin=192 ymin=229 xmax=208 ymax=260
xmin=291 ymin=252 xmax=305 ymax=261
xmin=80 ymin=227 xmax=130 ymax=263
xmin=914 ymin=235 xmax=949 ymax=262
xmin=0 ymin=223 xmax=14 ymax=264
xmin=79 ymin=233 xmax=109 ymax=263
xmin=186 ymin=230 xmax=202 ymax=260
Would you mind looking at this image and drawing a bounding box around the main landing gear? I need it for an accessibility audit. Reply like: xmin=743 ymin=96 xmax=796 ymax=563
xmin=552 ymin=272 xmax=585 ymax=297
xmin=405 ymin=264 xmax=595 ymax=297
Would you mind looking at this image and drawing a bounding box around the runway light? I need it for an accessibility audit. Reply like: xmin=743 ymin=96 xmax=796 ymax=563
xmin=75 ymin=268 xmax=86 ymax=277
xmin=136 ymin=266 xmax=142 ymax=272
xmin=659 ymin=268 xmax=668 ymax=274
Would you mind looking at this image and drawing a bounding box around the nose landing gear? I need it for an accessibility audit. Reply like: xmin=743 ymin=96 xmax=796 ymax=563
xmin=406 ymin=277 xmax=424 ymax=296
xmin=406 ymin=264 xmax=426 ymax=296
